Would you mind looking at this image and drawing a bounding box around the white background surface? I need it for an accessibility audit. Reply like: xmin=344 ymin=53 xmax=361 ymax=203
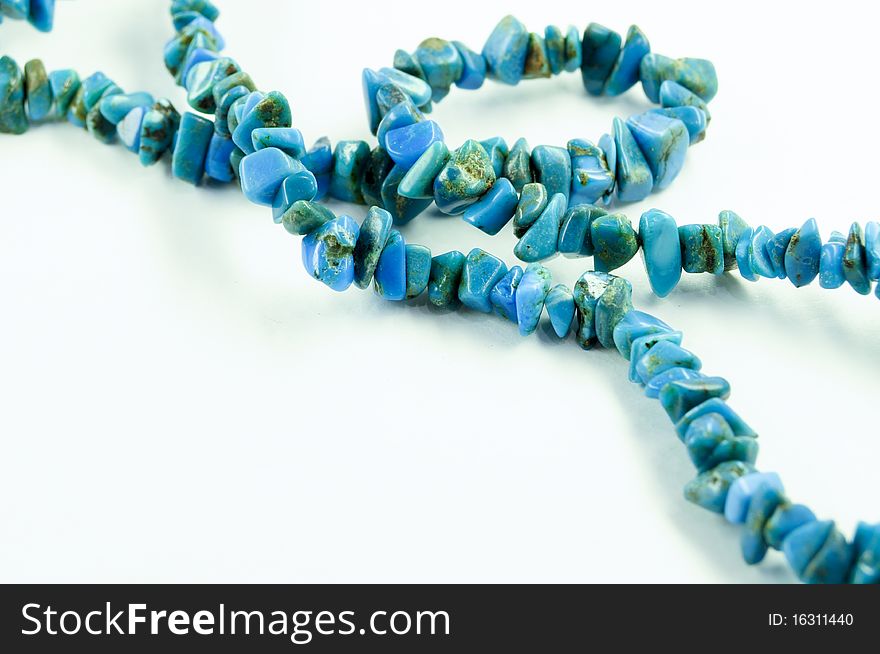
xmin=1 ymin=0 xmax=877 ymax=583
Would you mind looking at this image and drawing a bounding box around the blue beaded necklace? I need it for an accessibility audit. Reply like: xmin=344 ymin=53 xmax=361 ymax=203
xmin=1 ymin=0 xmax=878 ymax=584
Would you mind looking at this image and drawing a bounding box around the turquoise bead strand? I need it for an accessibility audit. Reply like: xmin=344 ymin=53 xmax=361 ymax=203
xmin=0 ymin=0 xmax=54 ymax=32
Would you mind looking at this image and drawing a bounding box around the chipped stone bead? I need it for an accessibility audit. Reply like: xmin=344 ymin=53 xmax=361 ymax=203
xmin=635 ymin=340 xmax=701 ymax=385
xmin=684 ymin=461 xmax=755 ymax=514
xmin=452 ymin=41 xmax=487 ymax=90
xmin=764 ymin=502 xmax=816 ymax=552
xmin=100 ymin=92 xmax=154 ymax=125
xmin=377 ymin=98 xmax=423 ymax=149
xmin=684 ymin=413 xmax=758 ymax=474
xmin=545 ymin=284 xmax=575 ymax=338
xmin=591 ymin=213 xmax=639 ymax=272
xmin=718 ymin=210 xmax=749 ymax=272
xmin=735 ymin=227 xmax=758 ymax=282
xmin=865 ymin=221 xmax=880 ymax=281
xmin=47 ymin=69 xmax=80 ymax=119
xmin=139 ymin=99 xmax=180 ymax=166
xmin=628 ymin=331 xmax=682 ymax=383
xmin=392 ymin=49 xmax=426 ymax=82
xmin=490 ymin=265 xmax=523 ymax=322
xmin=648 ymin=106 xmax=707 ymax=144
xmin=679 ymin=224 xmax=724 ymax=275
xmin=612 ymin=117 xmax=652 ymax=202
xmin=26 ymin=0 xmax=55 ymax=31
xmin=639 ymin=209 xmax=681 ymax=297
xmin=80 ymin=72 xmax=114 ymax=111
xmin=504 ymin=137 xmax=532 ymax=192
xmin=626 ymin=112 xmax=688 ymax=190
xmin=675 ymin=397 xmax=755 ymax=441
xmin=362 ymin=68 xmax=385 ymax=134
xmin=659 ymin=80 xmax=711 ymax=121
xmin=843 ymin=222 xmax=871 ymax=295
xmin=479 ymin=137 xmax=508 ymax=178
xmin=359 ymin=147 xmax=394 ymax=208
xmin=117 ymin=106 xmax=146 ymax=153
xmin=185 ymin=57 xmax=240 ymax=113
xmin=567 ymin=138 xmax=613 ymax=206
xmin=512 ymin=182 xmax=549 ymax=238
xmin=482 ymin=15 xmax=530 ymax=85
xmin=747 ymin=225 xmax=777 ymax=278
xmin=819 ymin=237 xmax=846 ymax=290
xmin=640 ymin=54 xmax=718 ymax=103
xmin=741 ymin=483 xmax=785 ymax=564
xmin=181 ymin=48 xmax=219 ymax=87
xmin=1 ymin=0 xmax=28 ymax=19
xmin=376 ymin=82 xmax=411 ymax=121
xmin=433 ymin=139 xmax=496 ymax=214
xmin=281 ymin=200 xmax=334 ymax=236
xmin=415 ymin=38 xmax=463 ymax=102
xmin=785 ymin=217 xmax=822 ymax=287
xmin=301 ymin=136 xmax=333 ymax=200
xmin=250 ymin=127 xmax=305 ymax=158
xmin=558 ymin=204 xmax=605 ymax=258
xmin=725 ymin=472 xmax=783 ymax=525
xmin=381 ymin=164 xmax=433 ymax=225
xmin=377 ymin=67 xmax=432 ymax=107
xmin=563 ymin=25 xmax=582 ymax=73
xmin=385 ymin=120 xmax=444 ymax=169
xmin=212 ymin=71 xmax=254 ymax=113
xmin=328 ymin=140 xmax=369 ymax=204
xmin=271 ymin=167 xmax=318 ymax=221
xmin=428 ymin=250 xmax=466 ymax=309
xmin=462 ymin=177 xmax=518 ymax=236
xmin=214 ymin=84 xmax=248 ymax=138
xmin=515 ymin=263 xmax=552 ymax=335
xmin=205 ymin=132 xmax=236 ymax=182
xmin=353 ymin=206 xmax=393 ymax=289
xmin=783 ymin=520 xmax=853 ymax=584
xmin=23 ymin=59 xmax=51 ymax=122
xmin=580 ymin=23 xmax=621 ymax=96
xmin=573 ymin=271 xmax=613 ymax=349
xmin=766 ymin=227 xmax=796 ymax=279
xmin=171 ymin=111 xmax=213 ymax=184
xmin=660 ymin=376 xmax=731 ymax=422
xmin=405 ymin=244 xmax=432 ymax=299
xmin=595 ymin=276 xmax=633 ymax=349
xmin=612 ymin=310 xmax=672 ymax=360
xmin=604 ymin=25 xmax=650 ymax=96
xmin=531 ymin=145 xmax=571 ymax=203
xmin=86 ymin=101 xmax=120 ymax=144
xmin=850 ymin=522 xmax=880 ymax=584
xmin=0 ymin=56 xmax=27 ymax=134
xmin=523 ymin=32 xmax=551 ymax=79
xmin=544 ymin=25 xmax=565 ymax=75
xmin=231 ymin=90 xmax=292 ymax=155
xmin=171 ymin=1 xmax=220 ymax=24
xmin=398 ymin=141 xmax=450 ymax=199
xmin=302 ymin=215 xmax=359 ymax=292
xmin=644 ymin=366 xmax=702 ymax=399
xmin=374 ymin=230 xmax=407 ymax=301
xmin=239 ymin=146 xmax=300 ymax=205
xmin=514 ymin=192 xmax=566 ymax=262
xmin=458 ymin=248 xmax=508 ymax=313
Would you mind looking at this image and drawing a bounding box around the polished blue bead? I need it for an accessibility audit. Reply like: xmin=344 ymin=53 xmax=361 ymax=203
xmin=302 ymin=216 xmax=359 ymax=292
xmin=660 ymin=376 xmax=731 ymax=422
xmin=851 ymin=522 xmax=880 ymax=584
xmin=591 ymin=213 xmax=640 ymax=272
xmin=300 ymin=136 xmax=332 ymax=199
xmin=545 ymin=25 xmax=566 ymax=75
xmin=377 ymin=67 xmax=432 ymax=107
xmin=735 ymin=227 xmax=758 ymax=282
xmin=513 ymin=182 xmax=549 ymax=238
xmin=531 ymin=145 xmax=571 ymax=203
xmin=462 ymin=177 xmax=518 ymax=236
xmin=385 ymin=120 xmax=443 ymax=169
xmin=250 ymin=127 xmax=305 ymax=158
xmin=399 ymin=141 xmax=450 ymax=199
xmin=629 ymin=331 xmax=683 ymax=383
xmin=479 ymin=137 xmax=509 ymax=178
xmin=117 ymin=106 xmax=146 ymax=153
xmin=865 ymin=221 xmax=880 ymax=281
xmin=765 ymin=503 xmax=816 ymax=551
xmin=26 ymin=0 xmax=55 ymax=31
xmin=81 ymin=72 xmax=114 ymax=110
xmin=572 ymin=271 xmax=613 ymax=349
xmin=580 ymin=23 xmax=621 ymax=96
xmin=205 ymin=133 xmax=236 ymax=182
xmin=612 ymin=310 xmax=673 ymax=359
xmin=381 ymin=164 xmax=433 ymax=225
xmin=2 ymin=0 xmax=28 ymax=19
xmin=482 ymin=15 xmax=529 ymax=85
xmin=452 ymin=41 xmax=487 ymax=90
xmin=558 ymin=205 xmax=605 ymax=258
xmin=783 ymin=520 xmax=853 ymax=584
xmin=612 ymin=117 xmax=652 ymax=202
xmin=171 ymin=111 xmax=213 ymax=184
xmin=684 ymin=461 xmax=755 ymax=514
xmin=374 ymin=230 xmax=407 ymax=301
xmin=271 ymin=167 xmax=318 ymax=221
xmin=329 ymin=140 xmax=370 ymax=203
xmin=545 ymin=284 xmax=575 ymax=338
xmin=741 ymin=482 xmax=785 ymax=564
xmin=747 ymin=225 xmax=777 ymax=278
xmin=766 ymin=226 xmax=796 ymax=279
xmin=186 ymin=57 xmax=240 ymax=113
xmin=352 ymin=206 xmax=393 ymax=289
xmin=626 ymin=112 xmax=688 ymax=190
xmin=567 ymin=138 xmax=613 ymax=206
xmin=362 ymin=68 xmax=384 ymax=134
xmin=684 ymin=413 xmax=758 ymax=474
xmin=231 ymin=90 xmax=291 ymax=155
xmin=490 ymin=266 xmax=523 ymax=322
xmin=179 ymin=11 xmax=223 ymax=45
xmin=718 ymin=210 xmax=749 ymax=272
xmin=648 ymin=107 xmax=708 ymax=144
xmin=675 ymin=397 xmax=755 ymax=440
xmin=635 ymin=340 xmax=702 ymax=385
xmin=679 ymin=224 xmax=724 ymax=275
xmin=504 ymin=137 xmax=533 ymax=192
xmin=99 ymin=92 xmax=154 ymax=124
xmin=644 ymin=366 xmax=702 ymax=398
xmin=280 ymin=201 xmax=334 ymax=237
xmin=640 ymin=54 xmax=718 ymax=103
xmin=514 ymin=192 xmax=566 ymax=262
xmin=603 ymin=25 xmax=650 ymax=96
xmin=659 ymin=80 xmax=711 ymax=120
xmin=515 ymin=263 xmax=552 ymax=336
xmin=392 ymin=49 xmax=426 ymax=82
xmin=563 ymin=26 xmax=582 ymax=72
xmin=214 ymin=85 xmax=248 ymax=137
xmin=404 ymin=244 xmax=432 ymax=300
xmin=22 ymin=59 xmax=51 ymax=122
xmin=595 ymin=276 xmax=633 ymax=349
xmin=597 ymin=132 xmax=616 ymax=205
xmin=433 ymin=139 xmax=496 ymax=215
xmin=819 ymin=238 xmax=846 ymax=289
xmin=415 ymin=38 xmax=462 ymax=102
xmin=47 ymin=69 xmax=80 ymax=118
xmin=377 ymin=99 xmax=423 ymax=151
xmin=181 ymin=48 xmax=218 ymax=86
xmin=843 ymin=222 xmax=872 ymax=295
xmin=639 ymin=209 xmax=681 ymax=297
xmin=785 ymin=218 xmax=822 ymax=287
xmin=724 ymin=472 xmax=783 ymax=524
xmin=239 ymin=147 xmax=301 ymax=205
xmin=138 ymin=100 xmax=180 ymax=166
xmin=458 ymin=248 xmax=508 ymax=313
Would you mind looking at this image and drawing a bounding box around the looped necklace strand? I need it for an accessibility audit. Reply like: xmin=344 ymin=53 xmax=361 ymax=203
xmin=0 ymin=0 xmax=878 ymax=584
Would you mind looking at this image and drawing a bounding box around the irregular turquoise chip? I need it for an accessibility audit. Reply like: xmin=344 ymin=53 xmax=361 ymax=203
xmin=843 ymin=222 xmax=871 ymax=295
xmin=100 ymin=92 xmax=155 ymax=124
xmin=626 ymin=112 xmax=689 ymax=190
xmin=783 ymin=520 xmax=852 ymax=584
xmin=679 ymin=224 xmax=724 ymax=274
xmin=785 ymin=218 xmax=822 ymax=287
xmin=718 ymin=209 xmax=749 ymax=271
xmin=458 ymin=248 xmax=508 ymax=313
xmin=398 ymin=140 xmax=450 ymax=199
xmin=117 ymin=106 xmax=146 ymax=153
xmin=271 ymin=168 xmax=318 ymax=220
xmin=684 ymin=413 xmax=758 ymax=474
xmin=573 ymin=271 xmax=613 ymax=349
xmin=603 ymin=25 xmax=650 ymax=96
xmin=462 ymin=177 xmax=518 ymax=236
xmin=741 ymin=482 xmax=784 ymax=564
xmin=329 ymin=140 xmax=370 ymax=203
xmin=640 ymin=54 xmax=718 ymax=103
xmin=580 ymin=23 xmax=621 ymax=96
xmin=612 ymin=117 xmax=652 ymax=202
xmin=302 ymin=215 xmax=359 ymax=292
xmin=660 ymin=376 xmax=731 ymax=422
xmin=684 ymin=461 xmax=755 ymax=514
xmin=612 ymin=310 xmax=672 ymax=359
xmin=562 ymin=25 xmax=582 ymax=73
xmin=239 ymin=146 xmax=300 ymax=205
xmin=0 ymin=56 xmax=27 ymax=134
xmin=635 ymin=340 xmax=701 ymax=385
xmin=489 ymin=266 xmax=523 ymax=322
xmin=514 ymin=192 xmax=566 ymax=262
xmin=675 ymin=397 xmax=755 ymax=441
xmin=659 ymin=80 xmax=711 ymax=121
xmin=629 ymin=331 xmax=682 ymax=383
xmin=764 ymin=502 xmax=816 ymax=551
xmin=377 ymin=67 xmax=432 ymax=107
xmin=171 ymin=111 xmax=214 ymax=184
xmin=280 ymin=200 xmax=335 ymax=236
xmin=428 ymin=250 xmax=466 ymax=309
xmin=523 ymin=32 xmax=551 ymax=79
xmin=648 ymin=106 xmax=707 ymax=144
xmin=404 ymin=244 xmax=432 ymax=299
xmin=567 ymin=138 xmax=613 ymax=206
xmin=503 ymin=137 xmax=532 ymax=192
xmin=591 ymin=213 xmax=640 ymax=272
xmin=482 ymin=15 xmax=529 ymax=85
xmin=381 ymin=164 xmax=433 ymax=225
xmin=864 ymin=221 xmax=880 ymax=281
xmin=766 ymin=226 xmax=796 ymax=279
xmin=359 ymin=146 xmax=395 ymax=208
xmin=594 ymin=276 xmax=633 ymax=349
xmin=819 ymin=237 xmax=846 ymax=289
xmin=385 ymin=119 xmax=444 ymax=169
xmin=392 ymin=49 xmax=426 ymax=82
xmin=374 ymin=230 xmax=407 ymax=300
xmin=544 ymin=25 xmax=565 ymax=75
xmin=479 ymin=136 xmax=508 ymax=178
xmin=415 ymin=37 xmax=462 ymax=102
xmin=205 ymin=132 xmax=237 ymax=182
xmin=724 ymin=472 xmax=783 ymax=525
xmin=301 ymin=136 xmax=333 ymax=200
xmin=512 ymin=182 xmax=549 ymax=238
xmin=353 ymin=206 xmax=393 ymax=289
xmin=558 ymin=204 xmax=605 ymax=258
xmin=644 ymin=366 xmax=702 ymax=398
xmin=515 ymin=263 xmax=552 ymax=335
xmin=232 ymin=90 xmax=292 ymax=155
xmin=250 ymin=127 xmax=305 ymax=158
xmin=23 ymin=59 xmax=51 ymax=122
xmin=433 ymin=139 xmax=496 ymax=215
xmin=639 ymin=208 xmax=682 ymax=297
xmin=452 ymin=41 xmax=487 ymax=90
xmin=735 ymin=227 xmax=758 ymax=282
xmin=139 ymin=99 xmax=180 ymax=166
xmin=850 ymin=522 xmax=880 ymax=584
xmin=377 ymin=99 xmax=423 ymax=150
xmin=362 ymin=68 xmax=384 ymax=134
xmin=545 ymin=284 xmax=575 ymax=338
xmin=531 ymin=145 xmax=571 ymax=203
xmin=747 ymin=225 xmax=777 ymax=278
xmin=47 ymin=69 xmax=80 ymax=119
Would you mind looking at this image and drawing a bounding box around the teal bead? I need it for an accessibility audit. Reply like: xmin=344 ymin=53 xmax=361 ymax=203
xmin=404 ymin=244 xmax=432 ymax=299
xmin=783 ymin=521 xmax=853 ymax=584
xmin=301 ymin=136 xmax=332 ymax=200
xmin=580 ymin=23 xmax=621 ymax=96
xmin=47 ymin=69 xmax=80 ymax=119
xmin=231 ymin=90 xmax=292 ymax=155
xmin=376 ymin=82 xmax=410 ymax=120
xmin=741 ymin=482 xmax=785 ymax=564
xmin=640 ymin=54 xmax=718 ymax=103
xmin=353 ymin=206 xmax=393 ymax=289
xmin=563 ymin=25 xmax=582 ymax=73
xmin=635 ymin=340 xmax=701 ymax=385
xmin=515 ymin=263 xmax=552 ymax=336
xmin=819 ymin=238 xmax=846 ymax=289
xmin=171 ymin=111 xmax=213 ymax=184
xmin=452 ymin=41 xmax=487 ymax=90
xmin=386 ymin=119 xmax=444 ymax=168
xmin=626 ymin=112 xmax=689 ymax=190
xmin=377 ymin=67 xmax=432 ymax=107
xmin=399 ymin=141 xmax=450 ymax=199
xmin=591 ymin=213 xmax=640 ymax=272
xmin=644 ymin=366 xmax=703 ymax=398
xmin=567 ymin=138 xmax=613 ymax=206
xmin=545 ymin=284 xmax=575 ymax=338
xmin=639 ymin=209 xmax=682 ymax=297
xmin=362 ymin=68 xmax=384 ymax=134
xmin=679 ymin=224 xmax=724 ymax=274
xmin=558 ymin=204 xmax=605 ymax=258
xmin=572 ymin=271 xmax=613 ymax=349
xmin=594 ymin=276 xmax=633 ymax=349
xmin=171 ymin=1 xmax=220 ymax=23
xmin=603 ymin=25 xmax=650 ymax=97
xmin=785 ymin=218 xmax=822 ymax=287
xmin=459 ymin=248 xmax=508 ymax=313
xmin=381 ymin=164 xmax=432 ymax=225
xmin=612 ymin=117 xmax=652 ymax=202
xmin=301 ymin=215 xmax=359 ymax=292
xmin=23 ymin=59 xmax=51 ymax=122
xmin=523 ymin=32 xmax=551 ymax=79
xmin=433 ymin=139 xmax=496 ymax=215
xmin=766 ymin=227 xmax=796 ymax=279
xmin=117 ymin=106 xmax=146 ymax=152
xmin=512 ymin=182 xmax=549 ymax=238
xmin=482 ymin=15 xmax=529 ymax=85
xmin=0 ymin=56 xmax=27 ymax=134
xmin=628 ymin=331 xmax=682 ymax=383
xmin=514 ymin=192 xmax=566 ymax=262
xmin=359 ymin=146 xmax=395 ymax=208
xmin=864 ymin=221 xmax=880 ymax=281
xmin=80 ymin=72 xmax=114 ymax=111
xmin=329 ymin=140 xmax=370 ymax=204
xmin=843 ymin=222 xmax=871 ymax=295
xmin=280 ymin=200 xmax=335 ymax=236
xmin=185 ymin=57 xmax=240 ymax=113
xmin=684 ymin=461 xmax=755 ymax=514
xmin=747 ymin=225 xmax=777 ymax=278
xmin=428 ymin=250 xmax=466 ymax=309
xmin=462 ymin=177 xmax=518 ymax=236
xmin=392 ymin=49 xmax=426 ymax=82
xmin=504 ymin=137 xmax=533 ymax=192
xmin=675 ymin=397 xmax=755 ymax=441
xmin=660 ymin=376 xmax=731 ymax=422
xmin=544 ymin=25 xmax=566 ymax=75
xmin=376 ymin=99 xmax=423 ymax=151
xmin=374 ymin=230 xmax=407 ymax=301
xmin=139 ymin=99 xmax=180 ymax=166
xmin=205 ymin=132 xmax=236 ymax=182
xmin=99 ymin=92 xmax=155 ymax=124
xmin=271 ymin=168 xmax=318 ymax=221
xmin=490 ymin=266 xmax=523 ymax=322
xmin=211 ymin=71 xmax=255 ymax=114
xmin=764 ymin=502 xmax=816 ymax=551
xmin=250 ymin=127 xmax=306 ymax=158
xmin=214 ymin=84 xmax=248 ymax=137
xmin=659 ymin=80 xmax=711 ymax=121
xmin=612 ymin=310 xmax=672 ymax=360
xmin=684 ymin=413 xmax=758 ymax=474
xmin=850 ymin=522 xmax=880 ymax=584
xmin=531 ymin=145 xmax=571 ymax=203
xmin=649 ymin=106 xmax=707 ymax=144
xmin=239 ymin=146 xmax=300 ymax=205
xmin=415 ymin=38 xmax=463 ymax=102
xmin=725 ymin=472 xmax=783 ymax=525
xmin=735 ymin=227 xmax=758 ymax=282
xmin=1 ymin=0 xmax=28 ymax=19
xmin=27 ymin=0 xmax=55 ymax=31
xmin=479 ymin=136 xmax=509 ymax=178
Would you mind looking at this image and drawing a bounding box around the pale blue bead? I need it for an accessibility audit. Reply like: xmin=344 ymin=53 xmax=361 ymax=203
xmin=626 ymin=112 xmax=689 ymax=190
xmin=684 ymin=461 xmax=755 ymax=514
xmin=639 ymin=209 xmax=682 ymax=297
xmin=724 ymin=472 xmax=783 ymax=525
xmin=398 ymin=141 xmax=450 ymax=199
xmin=27 ymin=0 xmax=55 ymax=31
xmin=231 ymin=91 xmax=292 ymax=155
xmin=512 ymin=182 xmax=549 ymax=237
xmin=851 ymin=522 xmax=880 ymax=584
xmin=377 ymin=67 xmax=432 ymax=106
xmin=567 ymin=138 xmax=613 ymax=206
xmin=635 ymin=340 xmax=702 ymax=385
xmin=629 ymin=331 xmax=683 ymax=384
xmin=490 ymin=265 xmax=523 ymax=322
xmin=783 ymin=520 xmax=852 ymax=584
xmin=819 ymin=239 xmax=846 ymax=289
xmin=482 ymin=15 xmax=529 ymax=85
xmin=659 ymin=80 xmax=711 ymax=120
xmin=458 ymin=248 xmax=508 ymax=313
xmin=648 ymin=107 xmax=707 ymax=144
xmin=612 ymin=117 xmax=652 ymax=202
xmin=405 ymin=244 xmax=432 ymax=299
xmin=785 ymin=218 xmax=822 ymax=287
xmin=47 ymin=69 xmax=80 ymax=119
xmin=415 ymin=38 xmax=462 ymax=102
xmin=603 ymin=25 xmax=650 ymax=96
xmin=545 ymin=284 xmax=575 ymax=338
xmin=251 ymin=127 xmax=306 ymax=158
xmin=182 ymin=14 xmax=224 ymax=48
xmin=675 ymin=398 xmax=755 ymax=441
xmin=116 ymin=106 xmax=146 ymax=153
xmin=374 ymin=230 xmax=407 ymax=301
xmin=452 ymin=41 xmax=486 ymax=90
xmin=644 ymin=366 xmax=701 ymax=398
xmin=181 ymin=48 xmax=218 ymax=85
xmin=377 ymin=100 xmax=423 ymax=151
xmin=479 ymin=137 xmax=509 ymax=178
xmin=563 ymin=25 xmax=582 ymax=73
xmin=362 ymin=68 xmax=384 ymax=134
xmin=205 ymin=133 xmax=236 ymax=183
xmin=271 ymin=167 xmax=318 ymax=222
xmin=767 ymin=227 xmax=796 ymax=279
xmin=572 ymin=271 xmax=613 ymax=349
xmin=748 ymin=225 xmax=777 ymax=278
xmin=843 ymin=222 xmax=872 ymax=295
xmin=514 ymin=192 xmax=566 ymax=262
xmin=385 ymin=120 xmax=444 ymax=169
xmin=239 ymin=147 xmax=299 ymax=206
xmin=171 ymin=111 xmax=213 ymax=185
xmin=545 ymin=25 xmax=565 ymax=75
xmin=612 ymin=310 xmax=673 ymax=359
xmin=99 ymin=92 xmax=154 ymax=124
xmin=640 ymin=54 xmax=718 ymax=103
xmin=866 ymin=221 xmax=880 ymax=281
xmin=594 ymin=276 xmax=633 ymax=349
xmin=516 ymin=263 xmax=553 ymax=336
xmin=558 ymin=205 xmax=604 ymax=257
xmin=531 ymin=145 xmax=571 ymax=202
xmin=301 ymin=216 xmax=359 ymax=292
xmin=462 ymin=177 xmax=518 ymax=236
xmin=432 ymin=140 xmax=496 ymax=214
xmin=598 ymin=133 xmax=616 ymax=204
xmin=735 ymin=227 xmax=758 ymax=282
xmin=353 ymin=206 xmax=393 ymax=289
xmin=382 ymin=164 xmax=433 ymax=225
